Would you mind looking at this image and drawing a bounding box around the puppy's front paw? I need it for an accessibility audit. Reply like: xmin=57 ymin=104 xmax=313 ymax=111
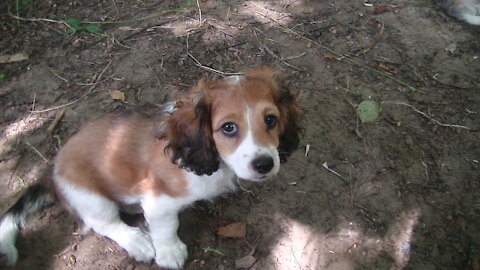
xmin=0 ymin=242 xmax=18 ymax=266
xmin=154 ymin=239 xmax=188 ymax=269
xmin=115 ymin=227 xmax=155 ymax=263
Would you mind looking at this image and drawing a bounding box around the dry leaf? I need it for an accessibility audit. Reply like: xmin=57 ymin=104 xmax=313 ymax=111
xmin=373 ymin=6 xmax=388 ymax=15
xmin=108 ymin=90 xmax=126 ymax=102
xmin=235 ymin=253 xmax=257 ymax=269
xmin=217 ymin=222 xmax=246 ymax=238
xmin=235 ymin=240 xmax=258 ymax=269
xmin=0 ymin=53 xmax=29 ymax=64
xmin=323 ymin=53 xmax=337 ymax=60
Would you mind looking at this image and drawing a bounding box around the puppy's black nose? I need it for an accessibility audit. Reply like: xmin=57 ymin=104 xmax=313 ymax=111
xmin=252 ymin=155 xmax=274 ymax=174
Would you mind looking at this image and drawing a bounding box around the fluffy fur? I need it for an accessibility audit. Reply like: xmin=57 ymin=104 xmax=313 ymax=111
xmin=0 ymin=66 xmax=302 ymax=269
xmin=435 ymin=0 xmax=480 ymax=25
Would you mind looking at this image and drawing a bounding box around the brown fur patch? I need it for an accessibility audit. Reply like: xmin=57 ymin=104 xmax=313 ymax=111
xmin=55 ymin=113 xmax=188 ymax=200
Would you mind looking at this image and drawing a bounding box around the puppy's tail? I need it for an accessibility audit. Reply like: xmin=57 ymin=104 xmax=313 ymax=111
xmin=0 ymin=180 xmax=55 ymax=265
xmin=434 ymin=0 xmax=480 ymax=25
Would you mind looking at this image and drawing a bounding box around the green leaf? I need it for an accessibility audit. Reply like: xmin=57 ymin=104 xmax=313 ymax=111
xmin=66 ymin=18 xmax=85 ymax=34
xmin=66 ymin=18 xmax=83 ymax=27
xmin=0 ymin=74 xmax=5 ymax=80
xmin=357 ymin=100 xmax=379 ymax=123
xmin=85 ymin=24 xmax=103 ymax=34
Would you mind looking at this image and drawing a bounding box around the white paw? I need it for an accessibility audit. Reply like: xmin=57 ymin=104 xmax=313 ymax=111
xmin=115 ymin=227 xmax=155 ymax=263
xmin=0 ymin=242 xmax=18 ymax=266
xmin=154 ymin=239 xmax=188 ymax=269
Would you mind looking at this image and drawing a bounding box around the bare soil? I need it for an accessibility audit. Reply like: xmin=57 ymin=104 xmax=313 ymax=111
xmin=1 ymin=0 xmax=479 ymax=269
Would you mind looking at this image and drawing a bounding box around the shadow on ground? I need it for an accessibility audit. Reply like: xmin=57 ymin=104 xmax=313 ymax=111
xmin=1 ymin=0 xmax=479 ymax=269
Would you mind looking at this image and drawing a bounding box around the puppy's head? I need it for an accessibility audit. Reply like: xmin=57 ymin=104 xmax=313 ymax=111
xmin=166 ymin=66 xmax=302 ymax=180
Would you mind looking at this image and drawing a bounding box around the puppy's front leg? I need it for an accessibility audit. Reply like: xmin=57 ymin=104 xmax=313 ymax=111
xmin=142 ymin=196 xmax=188 ymax=269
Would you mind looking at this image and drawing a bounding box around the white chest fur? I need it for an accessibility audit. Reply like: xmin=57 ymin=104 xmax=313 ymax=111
xmin=185 ymin=166 xmax=237 ymax=202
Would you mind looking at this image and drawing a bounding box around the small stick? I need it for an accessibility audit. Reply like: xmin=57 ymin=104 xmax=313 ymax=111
xmin=281 ymin=52 xmax=306 ymax=61
xmin=383 ymin=101 xmax=471 ymax=130
xmin=235 ymin=176 xmax=252 ymax=193
xmin=32 ymin=61 xmax=112 ymax=113
xmin=187 ymin=53 xmax=242 ymax=76
xmin=196 ymin=0 xmax=203 ymax=26
xmin=46 ymin=66 xmax=69 ymax=82
xmin=356 ymin=21 xmax=385 ymax=56
xmin=322 ymin=162 xmax=349 ymax=185
xmin=262 ymin=45 xmax=302 ymax=71
xmin=31 ymin=93 xmax=36 ymax=112
xmin=8 ymin=7 xmax=67 ymax=25
xmin=25 ymin=141 xmax=49 ymax=163
xmin=252 ymin=28 xmax=302 ymax=71
xmin=47 ymin=108 xmax=66 ymax=134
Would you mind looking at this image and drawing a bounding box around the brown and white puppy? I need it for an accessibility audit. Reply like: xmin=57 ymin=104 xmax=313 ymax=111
xmin=435 ymin=0 xmax=480 ymax=25
xmin=0 ymin=66 xmax=302 ymax=269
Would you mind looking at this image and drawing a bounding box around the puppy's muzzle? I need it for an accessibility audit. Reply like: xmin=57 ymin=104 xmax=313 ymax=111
xmin=251 ymin=155 xmax=274 ymax=174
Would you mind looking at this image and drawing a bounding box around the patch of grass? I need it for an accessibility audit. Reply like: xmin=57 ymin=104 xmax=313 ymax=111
xmin=0 ymin=74 xmax=5 ymax=80
xmin=201 ymin=247 xmax=226 ymax=256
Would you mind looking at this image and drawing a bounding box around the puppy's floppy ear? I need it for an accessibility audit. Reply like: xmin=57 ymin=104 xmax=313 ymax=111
xmin=165 ymin=88 xmax=219 ymax=175
xmin=274 ymin=74 xmax=303 ymax=163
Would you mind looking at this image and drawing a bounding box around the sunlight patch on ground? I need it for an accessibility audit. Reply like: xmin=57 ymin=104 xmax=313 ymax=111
xmin=270 ymin=208 xmax=421 ymax=269
xmin=160 ymin=19 xmax=204 ymax=37
xmin=0 ymin=113 xmax=50 ymax=157
xmin=161 ymin=1 xmax=307 ymax=43
xmin=385 ymin=208 xmax=421 ymax=269
xmin=270 ymin=214 xmax=355 ymax=270
xmin=239 ymin=1 xmax=295 ymax=25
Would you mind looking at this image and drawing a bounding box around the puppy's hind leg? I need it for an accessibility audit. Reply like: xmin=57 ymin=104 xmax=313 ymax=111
xmin=55 ymin=178 xmax=155 ymax=263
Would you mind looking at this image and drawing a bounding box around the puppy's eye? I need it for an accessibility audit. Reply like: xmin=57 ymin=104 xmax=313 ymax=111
xmin=265 ymin=115 xmax=277 ymax=129
xmin=221 ymin=122 xmax=238 ymax=137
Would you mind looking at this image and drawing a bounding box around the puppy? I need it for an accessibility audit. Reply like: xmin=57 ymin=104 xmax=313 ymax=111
xmin=434 ymin=0 xmax=480 ymax=25
xmin=0 ymin=66 xmax=302 ymax=269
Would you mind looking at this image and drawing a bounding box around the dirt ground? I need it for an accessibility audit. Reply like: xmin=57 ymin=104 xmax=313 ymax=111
xmin=0 ymin=0 xmax=479 ymax=269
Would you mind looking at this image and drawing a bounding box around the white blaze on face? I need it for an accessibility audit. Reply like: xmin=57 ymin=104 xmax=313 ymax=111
xmin=222 ymin=106 xmax=280 ymax=181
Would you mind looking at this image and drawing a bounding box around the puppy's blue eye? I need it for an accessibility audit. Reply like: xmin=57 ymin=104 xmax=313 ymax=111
xmin=221 ymin=122 xmax=238 ymax=137
xmin=265 ymin=115 xmax=277 ymax=129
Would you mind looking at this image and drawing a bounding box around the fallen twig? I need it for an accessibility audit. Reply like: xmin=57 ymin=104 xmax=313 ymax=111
xmin=8 ymin=7 xmax=67 ymax=26
xmin=32 ymin=61 xmax=112 ymax=113
xmin=25 ymin=141 xmax=49 ymax=163
xmin=322 ymin=162 xmax=349 ymax=185
xmin=187 ymin=53 xmax=242 ymax=76
xmin=382 ymin=101 xmax=471 ymax=130
xmin=45 ymin=66 xmax=69 ymax=83
xmin=252 ymin=28 xmax=302 ymax=71
xmin=356 ymin=20 xmax=385 ymax=56
xmin=262 ymin=45 xmax=303 ymax=71
xmin=47 ymin=108 xmax=66 ymax=134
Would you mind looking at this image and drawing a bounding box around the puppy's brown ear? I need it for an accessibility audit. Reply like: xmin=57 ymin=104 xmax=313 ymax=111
xmin=165 ymin=91 xmax=219 ymax=175
xmin=275 ymin=76 xmax=303 ymax=163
